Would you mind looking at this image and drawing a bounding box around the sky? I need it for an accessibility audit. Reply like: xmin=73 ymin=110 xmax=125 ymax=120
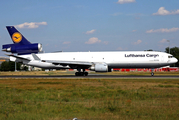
xmin=0 ymin=0 xmax=179 ymax=56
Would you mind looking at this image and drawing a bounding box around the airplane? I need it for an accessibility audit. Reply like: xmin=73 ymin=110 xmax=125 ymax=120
xmin=2 ymin=26 xmax=178 ymax=76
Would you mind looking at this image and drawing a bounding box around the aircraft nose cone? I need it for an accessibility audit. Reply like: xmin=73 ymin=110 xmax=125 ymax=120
xmin=174 ymin=58 xmax=178 ymax=63
xmin=172 ymin=57 xmax=178 ymax=63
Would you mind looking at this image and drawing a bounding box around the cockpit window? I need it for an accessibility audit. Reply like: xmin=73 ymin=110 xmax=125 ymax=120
xmin=168 ymin=56 xmax=173 ymax=58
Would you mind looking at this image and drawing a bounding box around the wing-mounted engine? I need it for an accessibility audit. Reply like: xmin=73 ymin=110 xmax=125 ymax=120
xmin=2 ymin=43 xmax=42 ymax=55
xmin=90 ymin=63 xmax=111 ymax=72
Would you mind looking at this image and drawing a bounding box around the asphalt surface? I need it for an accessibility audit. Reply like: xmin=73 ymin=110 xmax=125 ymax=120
xmin=0 ymin=75 xmax=179 ymax=79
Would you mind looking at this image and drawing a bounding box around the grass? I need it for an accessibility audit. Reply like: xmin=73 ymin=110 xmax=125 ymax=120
xmin=0 ymin=77 xmax=179 ymax=119
xmin=0 ymin=70 xmax=72 ymax=76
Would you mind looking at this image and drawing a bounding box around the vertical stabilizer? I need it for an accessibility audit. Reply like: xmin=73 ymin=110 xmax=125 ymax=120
xmin=6 ymin=26 xmax=31 ymax=45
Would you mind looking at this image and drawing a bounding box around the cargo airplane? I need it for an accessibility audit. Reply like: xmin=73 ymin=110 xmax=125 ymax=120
xmin=2 ymin=26 xmax=178 ymax=76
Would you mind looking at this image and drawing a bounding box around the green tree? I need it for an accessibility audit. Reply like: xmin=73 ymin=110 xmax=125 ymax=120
xmin=0 ymin=61 xmax=21 ymax=71
xmin=0 ymin=61 xmax=9 ymax=71
xmin=165 ymin=47 xmax=179 ymax=67
xmin=145 ymin=49 xmax=153 ymax=51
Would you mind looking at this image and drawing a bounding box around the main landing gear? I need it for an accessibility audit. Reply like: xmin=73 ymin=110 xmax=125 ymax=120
xmin=75 ymin=68 xmax=88 ymax=76
xmin=75 ymin=72 xmax=88 ymax=76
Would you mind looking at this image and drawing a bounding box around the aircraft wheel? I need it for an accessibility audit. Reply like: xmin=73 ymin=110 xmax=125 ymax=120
xmin=84 ymin=72 xmax=88 ymax=76
xmin=75 ymin=72 xmax=81 ymax=76
xmin=75 ymin=72 xmax=88 ymax=76
xmin=75 ymin=72 xmax=85 ymax=76
xmin=75 ymin=72 xmax=79 ymax=76
xmin=151 ymin=72 xmax=154 ymax=76
xmin=80 ymin=72 xmax=84 ymax=76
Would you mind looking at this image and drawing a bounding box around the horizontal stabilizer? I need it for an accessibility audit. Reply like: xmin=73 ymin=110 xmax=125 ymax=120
xmin=6 ymin=54 xmax=31 ymax=61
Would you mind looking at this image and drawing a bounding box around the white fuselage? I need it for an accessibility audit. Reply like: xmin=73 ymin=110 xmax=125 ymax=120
xmin=13 ymin=51 xmax=178 ymax=69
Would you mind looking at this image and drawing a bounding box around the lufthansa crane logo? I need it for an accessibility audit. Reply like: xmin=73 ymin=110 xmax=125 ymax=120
xmin=12 ymin=32 xmax=22 ymax=43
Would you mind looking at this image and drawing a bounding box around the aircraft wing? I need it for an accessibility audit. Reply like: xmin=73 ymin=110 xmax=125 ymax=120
xmin=44 ymin=60 xmax=93 ymax=66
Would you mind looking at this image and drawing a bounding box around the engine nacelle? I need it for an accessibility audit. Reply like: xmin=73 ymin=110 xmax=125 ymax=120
xmin=2 ymin=43 xmax=42 ymax=55
xmin=90 ymin=63 xmax=111 ymax=72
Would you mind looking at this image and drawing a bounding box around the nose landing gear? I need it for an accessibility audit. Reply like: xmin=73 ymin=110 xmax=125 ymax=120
xmin=151 ymin=68 xmax=154 ymax=76
xmin=151 ymin=72 xmax=154 ymax=76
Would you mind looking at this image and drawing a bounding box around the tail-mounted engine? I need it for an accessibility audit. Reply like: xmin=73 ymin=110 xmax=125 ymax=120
xmin=2 ymin=43 xmax=42 ymax=55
